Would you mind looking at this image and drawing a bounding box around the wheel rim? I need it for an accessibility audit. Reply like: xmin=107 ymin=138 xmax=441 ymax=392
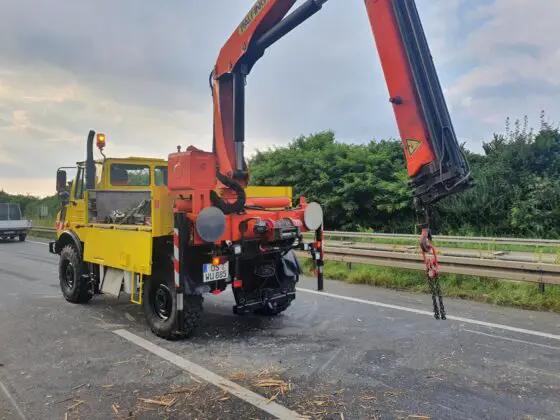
xmin=63 ymin=262 xmax=75 ymax=289
xmin=152 ymin=284 xmax=173 ymax=320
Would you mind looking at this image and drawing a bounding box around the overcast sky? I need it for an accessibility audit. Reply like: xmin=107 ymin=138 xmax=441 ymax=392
xmin=1 ymin=0 xmax=558 ymax=196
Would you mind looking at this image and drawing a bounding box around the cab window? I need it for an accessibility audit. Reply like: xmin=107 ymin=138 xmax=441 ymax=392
xmin=154 ymin=166 xmax=168 ymax=186
xmin=0 ymin=204 xmax=9 ymax=221
xmin=8 ymin=204 xmax=22 ymax=220
xmin=75 ymin=167 xmax=85 ymax=199
xmin=110 ymin=164 xmax=150 ymax=187
xmin=95 ymin=162 xmax=103 ymax=187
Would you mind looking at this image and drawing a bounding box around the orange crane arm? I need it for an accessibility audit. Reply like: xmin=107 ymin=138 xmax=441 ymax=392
xmin=210 ymin=0 xmax=471 ymax=212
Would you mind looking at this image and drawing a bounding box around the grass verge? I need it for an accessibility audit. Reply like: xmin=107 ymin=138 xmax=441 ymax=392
xmin=300 ymin=258 xmax=560 ymax=313
xmin=31 ymin=218 xmax=57 ymax=228
xmin=29 ymin=230 xmax=56 ymax=240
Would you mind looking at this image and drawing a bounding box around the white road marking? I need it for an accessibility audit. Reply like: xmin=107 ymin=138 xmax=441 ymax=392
xmin=26 ymin=240 xmax=48 ymax=245
xmin=297 ymin=288 xmax=560 ymax=342
xmin=0 ymin=379 xmax=28 ymax=420
xmin=318 ymin=348 xmax=342 ymax=373
xmin=113 ymin=329 xmax=306 ymax=420
xmin=124 ymin=312 xmax=136 ymax=322
xmin=463 ymin=329 xmax=560 ymax=350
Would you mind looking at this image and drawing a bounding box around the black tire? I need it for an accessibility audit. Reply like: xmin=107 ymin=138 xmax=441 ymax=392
xmin=59 ymin=244 xmax=92 ymax=303
xmin=19 ymin=234 xmax=26 ymax=242
xmin=255 ymin=260 xmax=298 ymax=317
xmin=143 ymin=267 xmax=204 ymax=340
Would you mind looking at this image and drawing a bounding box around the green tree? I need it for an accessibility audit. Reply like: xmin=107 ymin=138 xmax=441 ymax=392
xmin=249 ymin=131 xmax=415 ymax=231
xmin=249 ymin=111 xmax=560 ymax=238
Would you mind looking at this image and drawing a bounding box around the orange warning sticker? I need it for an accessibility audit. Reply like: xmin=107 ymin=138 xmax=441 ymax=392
xmin=406 ymin=138 xmax=422 ymax=156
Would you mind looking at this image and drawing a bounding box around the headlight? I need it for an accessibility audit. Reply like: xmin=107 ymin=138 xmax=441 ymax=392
xmin=196 ymin=207 xmax=226 ymax=242
xmin=303 ymin=202 xmax=323 ymax=231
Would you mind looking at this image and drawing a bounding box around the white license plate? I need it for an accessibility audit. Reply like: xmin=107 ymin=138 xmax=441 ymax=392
xmin=202 ymin=262 xmax=229 ymax=283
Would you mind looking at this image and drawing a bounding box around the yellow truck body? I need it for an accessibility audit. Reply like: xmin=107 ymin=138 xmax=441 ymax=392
xmin=57 ymin=157 xmax=292 ymax=277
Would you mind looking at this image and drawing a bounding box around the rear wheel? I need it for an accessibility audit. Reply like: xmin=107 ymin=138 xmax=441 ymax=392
xmin=19 ymin=234 xmax=26 ymax=242
xmin=143 ymin=265 xmax=204 ymax=340
xmin=233 ymin=251 xmax=299 ymax=317
xmin=59 ymin=244 xmax=93 ymax=303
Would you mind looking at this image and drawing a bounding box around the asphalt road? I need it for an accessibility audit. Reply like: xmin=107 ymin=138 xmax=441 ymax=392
xmin=1 ymin=238 xmax=559 ymax=420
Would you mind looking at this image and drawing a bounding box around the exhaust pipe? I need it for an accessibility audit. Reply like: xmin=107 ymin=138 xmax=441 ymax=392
xmin=86 ymin=130 xmax=96 ymax=190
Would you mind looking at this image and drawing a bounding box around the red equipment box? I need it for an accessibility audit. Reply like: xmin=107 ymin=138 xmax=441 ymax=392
xmin=168 ymin=147 xmax=217 ymax=192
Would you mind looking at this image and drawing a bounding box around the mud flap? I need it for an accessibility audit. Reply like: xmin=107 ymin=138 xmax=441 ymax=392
xmin=280 ymin=250 xmax=302 ymax=282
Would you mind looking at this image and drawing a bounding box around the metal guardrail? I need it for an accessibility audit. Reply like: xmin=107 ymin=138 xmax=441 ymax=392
xmin=33 ymin=226 xmax=559 ymax=285
xmin=29 ymin=227 xmax=57 ymax=234
xmin=306 ymin=230 xmax=560 ymax=247
xmin=295 ymin=246 xmax=560 ymax=285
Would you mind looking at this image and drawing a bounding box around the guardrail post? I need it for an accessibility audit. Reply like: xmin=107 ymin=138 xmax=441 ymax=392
xmin=315 ymin=226 xmax=324 ymax=291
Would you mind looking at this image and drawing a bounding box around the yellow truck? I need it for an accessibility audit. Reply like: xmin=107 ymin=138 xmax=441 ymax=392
xmin=49 ymin=131 xmax=324 ymax=339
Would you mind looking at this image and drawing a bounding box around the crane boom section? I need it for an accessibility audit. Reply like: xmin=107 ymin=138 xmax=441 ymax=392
xmin=215 ymin=0 xmax=298 ymax=79
xmin=211 ymin=0 xmax=471 ymax=206
xmin=365 ymin=0 xmax=435 ymax=177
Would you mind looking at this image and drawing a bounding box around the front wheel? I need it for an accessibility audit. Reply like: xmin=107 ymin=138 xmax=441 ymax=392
xmin=19 ymin=234 xmax=26 ymax=242
xmin=143 ymin=270 xmax=204 ymax=340
xmin=59 ymin=244 xmax=93 ymax=303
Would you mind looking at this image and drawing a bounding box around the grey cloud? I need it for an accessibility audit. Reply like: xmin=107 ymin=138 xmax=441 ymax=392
xmin=0 ymin=0 xmax=402 ymax=137
xmin=471 ymin=78 xmax=560 ymax=100
xmin=494 ymin=43 xmax=541 ymax=60
xmin=0 ymin=0 xmax=250 ymax=110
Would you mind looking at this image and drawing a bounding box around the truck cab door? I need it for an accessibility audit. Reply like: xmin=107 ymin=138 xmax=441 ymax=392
xmin=66 ymin=166 xmax=86 ymax=226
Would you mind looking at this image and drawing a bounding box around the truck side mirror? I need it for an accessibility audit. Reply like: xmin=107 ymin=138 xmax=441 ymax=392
xmin=56 ymin=170 xmax=67 ymax=192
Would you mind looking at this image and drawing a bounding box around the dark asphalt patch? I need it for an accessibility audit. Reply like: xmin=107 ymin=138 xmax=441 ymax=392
xmin=0 ymin=266 xmax=39 ymax=283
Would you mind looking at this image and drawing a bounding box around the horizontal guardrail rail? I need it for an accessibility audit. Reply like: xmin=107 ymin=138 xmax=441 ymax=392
xmin=304 ymin=230 xmax=560 ymax=247
xmin=295 ymin=246 xmax=560 ymax=285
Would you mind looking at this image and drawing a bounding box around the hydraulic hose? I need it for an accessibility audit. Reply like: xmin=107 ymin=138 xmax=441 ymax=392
xmin=210 ymin=172 xmax=246 ymax=214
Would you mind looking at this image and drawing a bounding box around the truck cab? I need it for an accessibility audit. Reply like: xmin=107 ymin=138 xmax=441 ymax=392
xmin=0 ymin=203 xmax=31 ymax=242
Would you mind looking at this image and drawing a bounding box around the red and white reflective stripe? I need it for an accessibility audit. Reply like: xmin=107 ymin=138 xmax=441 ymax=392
xmin=173 ymin=228 xmax=180 ymax=288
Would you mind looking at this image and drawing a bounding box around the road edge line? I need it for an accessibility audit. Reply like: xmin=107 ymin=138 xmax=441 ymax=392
xmin=113 ymin=329 xmax=306 ymax=420
xmin=297 ymin=288 xmax=560 ymax=342
xmin=0 ymin=379 xmax=27 ymax=420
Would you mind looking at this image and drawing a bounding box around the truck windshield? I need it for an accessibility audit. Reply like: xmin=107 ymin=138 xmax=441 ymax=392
xmin=0 ymin=203 xmax=22 ymax=221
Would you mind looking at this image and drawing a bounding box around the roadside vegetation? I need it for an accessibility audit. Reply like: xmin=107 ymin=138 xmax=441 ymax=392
xmin=0 ymin=190 xmax=58 ymax=226
xmin=301 ymin=259 xmax=560 ymax=313
xmin=249 ymin=111 xmax=560 ymax=239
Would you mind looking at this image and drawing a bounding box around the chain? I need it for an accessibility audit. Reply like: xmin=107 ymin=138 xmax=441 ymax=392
xmin=420 ymin=228 xmax=446 ymax=320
